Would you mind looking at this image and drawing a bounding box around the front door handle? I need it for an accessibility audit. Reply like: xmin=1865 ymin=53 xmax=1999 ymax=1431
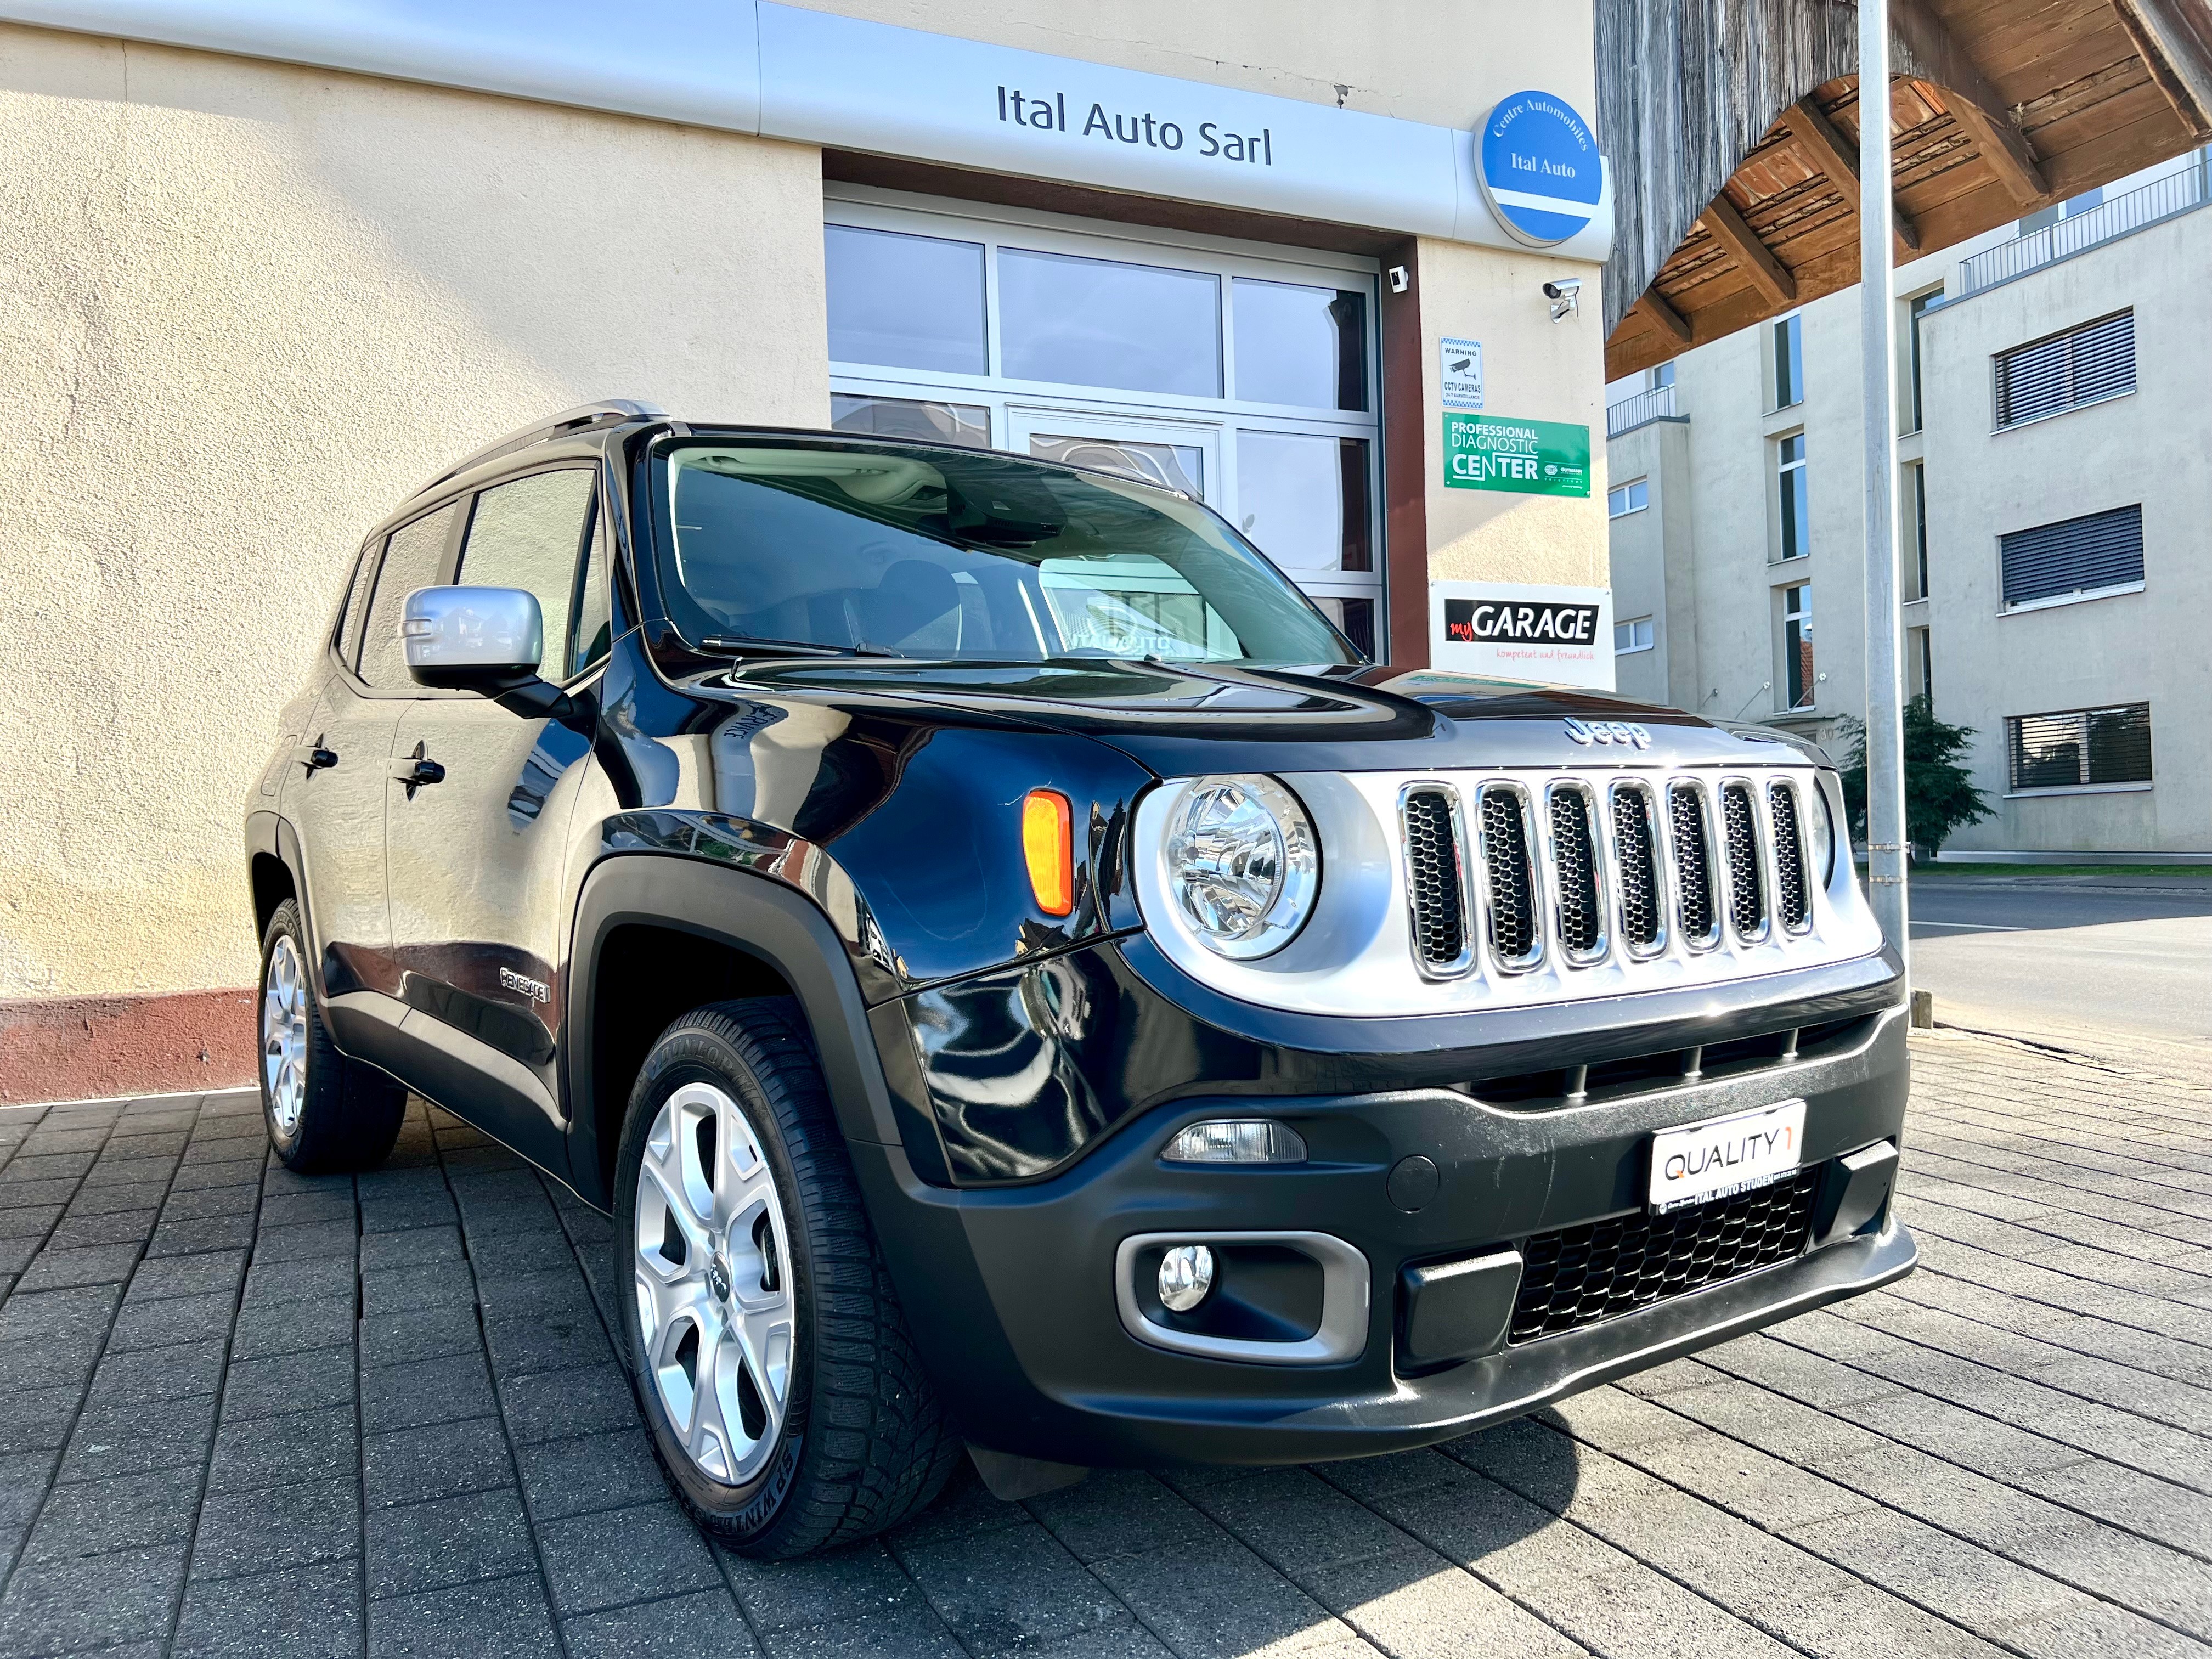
xmin=294 ymin=736 xmax=338 ymax=772
xmin=392 ymin=741 xmax=445 ymax=799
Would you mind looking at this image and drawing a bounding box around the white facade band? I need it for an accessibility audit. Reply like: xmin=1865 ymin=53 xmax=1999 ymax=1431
xmin=0 ymin=0 xmax=1612 ymax=260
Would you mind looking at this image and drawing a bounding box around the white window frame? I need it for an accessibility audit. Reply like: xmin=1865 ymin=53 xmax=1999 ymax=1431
xmin=1774 ymin=429 xmax=1810 ymax=563
xmin=823 ymin=184 xmax=1385 ymax=632
xmin=1607 ymin=478 xmax=1649 ymax=519
xmin=1614 ymin=616 xmax=1654 ymax=654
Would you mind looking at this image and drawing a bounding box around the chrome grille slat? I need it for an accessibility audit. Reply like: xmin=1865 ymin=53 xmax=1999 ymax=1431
xmin=1610 ymin=783 xmax=1664 ymax=955
xmin=1477 ymin=785 xmax=1541 ymax=969
xmin=1719 ymin=782 xmax=1767 ymax=939
xmin=1668 ymin=783 xmax=1719 ymax=949
xmin=1769 ymin=782 xmax=1812 ymax=933
xmin=1401 ymin=786 xmax=1474 ymax=977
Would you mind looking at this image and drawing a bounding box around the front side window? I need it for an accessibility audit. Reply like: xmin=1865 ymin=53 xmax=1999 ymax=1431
xmin=1777 ymin=434 xmax=1810 ymax=561
xmin=656 ymin=440 xmax=1353 ymax=667
xmin=1773 ymin=313 xmax=1804 ymax=409
xmin=1782 ymin=583 xmax=1814 ymax=709
xmin=359 ymin=502 xmax=460 ymax=689
xmin=456 ymin=469 xmax=599 ymax=680
xmin=2007 ymin=703 xmax=2151 ymax=791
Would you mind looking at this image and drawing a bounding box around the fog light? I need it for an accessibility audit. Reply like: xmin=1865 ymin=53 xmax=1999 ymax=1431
xmin=1162 ymin=1120 xmax=1307 ymax=1165
xmin=1158 ymin=1245 xmax=1215 ymax=1312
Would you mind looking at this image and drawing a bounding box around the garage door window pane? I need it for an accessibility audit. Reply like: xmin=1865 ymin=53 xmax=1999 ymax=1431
xmin=1232 ymin=279 xmax=1367 ymax=410
xmin=826 ymin=225 xmax=987 ymax=375
xmin=1000 ymin=248 xmax=1220 ymax=397
xmin=1235 ymin=431 xmax=1370 ymax=573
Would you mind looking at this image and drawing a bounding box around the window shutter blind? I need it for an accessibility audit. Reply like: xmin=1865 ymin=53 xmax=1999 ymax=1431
xmin=1999 ymin=504 xmax=2143 ymax=607
xmin=1995 ymin=310 xmax=2134 ymax=427
xmin=2006 ymin=703 xmax=2152 ymax=790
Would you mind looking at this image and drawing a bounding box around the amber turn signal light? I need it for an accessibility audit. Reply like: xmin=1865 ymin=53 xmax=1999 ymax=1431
xmin=1022 ymin=789 xmax=1074 ymax=917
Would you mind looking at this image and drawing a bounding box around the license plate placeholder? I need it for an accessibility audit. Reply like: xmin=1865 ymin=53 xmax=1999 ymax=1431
xmin=1647 ymin=1099 xmax=1807 ymax=1214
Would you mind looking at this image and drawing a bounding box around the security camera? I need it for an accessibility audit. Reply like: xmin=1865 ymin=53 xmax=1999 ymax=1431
xmin=1543 ymin=276 xmax=1582 ymax=321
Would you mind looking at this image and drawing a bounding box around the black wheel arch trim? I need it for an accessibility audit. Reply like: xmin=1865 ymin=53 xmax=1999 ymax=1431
xmin=565 ymin=852 xmax=937 ymax=1210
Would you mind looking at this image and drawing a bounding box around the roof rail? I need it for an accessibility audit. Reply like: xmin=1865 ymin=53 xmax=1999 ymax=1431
xmin=419 ymin=398 xmax=668 ymax=494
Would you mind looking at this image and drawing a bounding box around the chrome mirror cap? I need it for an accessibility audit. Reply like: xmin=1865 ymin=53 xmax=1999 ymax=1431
xmin=401 ymin=586 xmax=544 ymax=681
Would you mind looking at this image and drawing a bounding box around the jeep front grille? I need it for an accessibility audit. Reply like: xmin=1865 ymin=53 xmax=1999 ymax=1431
xmin=1610 ymin=785 xmax=1663 ymax=954
xmin=1770 ymin=782 xmax=1811 ymax=933
xmin=1719 ymin=783 xmax=1767 ymax=938
xmin=1477 ymin=786 xmax=1541 ymax=968
xmin=1388 ymin=769 xmax=1825 ymax=979
xmin=1400 ymin=787 xmax=1472 ymax=976
xmin=1669 ymin=784 xmax=1719 ymax=948
xmin=1547 ymin=786 xmax=1604 ymax=960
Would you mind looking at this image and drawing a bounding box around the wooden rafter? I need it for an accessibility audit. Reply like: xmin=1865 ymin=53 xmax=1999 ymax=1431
xmin=1891 ymin=0 xmax=2049 ymax=205
xmin=1700 ymin=193 xmax=1798 ymax=306
xmin=2111 ymin=0 xmax=2212 ymax=141
xmin=1782 ymin=95 xmax=1922 ymax=259
xmin=1634 ymin=289 xmax=1694 ymax=344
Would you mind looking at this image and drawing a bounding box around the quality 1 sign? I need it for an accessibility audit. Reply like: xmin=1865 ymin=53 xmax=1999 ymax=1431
xmin=1479 ymin=91 xmax=1602 ymax=247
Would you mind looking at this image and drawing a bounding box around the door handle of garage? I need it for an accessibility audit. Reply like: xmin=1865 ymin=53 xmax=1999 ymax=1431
xmin=294 ymin=737 xmax=338 ymax=772
xmin=392 ymin=742 xmax=445 ymax=798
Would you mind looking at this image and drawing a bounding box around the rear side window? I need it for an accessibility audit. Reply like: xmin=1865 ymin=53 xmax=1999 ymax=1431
xmin=359 ymin=502 xmax=460 ymax=689
xmin=456 ymin=469 xmax=597 ymax=679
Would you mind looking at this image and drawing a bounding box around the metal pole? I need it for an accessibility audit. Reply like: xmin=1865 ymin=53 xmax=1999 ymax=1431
xmin=1859 ymin=0 xmax=1910 ymax=968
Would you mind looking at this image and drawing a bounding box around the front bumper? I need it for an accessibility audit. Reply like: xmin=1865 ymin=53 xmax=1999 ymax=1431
xmin=854 ymin=983 xmax=1915 ymax=1467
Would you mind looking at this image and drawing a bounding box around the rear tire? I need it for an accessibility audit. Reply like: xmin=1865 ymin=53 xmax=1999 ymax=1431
xmin=612 ymin=998 xmax=959 ymax=1558
xmin=257 ymin=899 xmax=406 ymax=1173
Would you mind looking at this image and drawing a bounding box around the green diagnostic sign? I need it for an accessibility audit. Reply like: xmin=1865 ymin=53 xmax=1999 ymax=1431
xmin=1442 ymin=413 xmax=1591 ymax=496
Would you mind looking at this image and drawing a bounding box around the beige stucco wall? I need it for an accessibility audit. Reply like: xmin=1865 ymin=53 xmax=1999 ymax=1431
xmin=0 ymin=24 xmax=827 ymax=1000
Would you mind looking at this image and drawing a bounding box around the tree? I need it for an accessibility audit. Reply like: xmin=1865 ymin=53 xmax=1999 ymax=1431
xmin=1835 ymin=695 xmax=1994 ymax=861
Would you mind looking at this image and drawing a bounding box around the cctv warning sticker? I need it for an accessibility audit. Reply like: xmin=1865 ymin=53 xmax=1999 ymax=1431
xmin=1441 ymin=413 xmax=1589 ymax=498
xmin=1438 ymin=337 xmax=1484 ymax=409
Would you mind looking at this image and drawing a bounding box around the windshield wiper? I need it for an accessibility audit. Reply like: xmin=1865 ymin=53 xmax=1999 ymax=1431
xmin=699 ymin=635 xmax=903 ymax=661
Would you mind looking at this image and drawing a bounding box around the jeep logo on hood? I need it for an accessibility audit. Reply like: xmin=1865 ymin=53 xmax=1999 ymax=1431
xmin=1564 ymin=716 xmax=1651 ymax=749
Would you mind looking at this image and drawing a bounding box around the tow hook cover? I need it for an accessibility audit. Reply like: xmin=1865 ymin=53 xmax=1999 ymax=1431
xmin=1399 ymin=1247 xmax=1523 ymax=1372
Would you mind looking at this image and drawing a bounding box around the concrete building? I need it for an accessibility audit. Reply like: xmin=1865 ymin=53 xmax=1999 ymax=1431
xmin=1605 ymin=147 xmax=2212 ymax=861
xmin=0 ymin=1 xmax=1628 ymax=1098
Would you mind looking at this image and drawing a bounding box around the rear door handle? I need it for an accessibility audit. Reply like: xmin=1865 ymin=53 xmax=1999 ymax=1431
xmin=392 ymin=742 xmax=445 ymax=798
xmin=294 ymin=737 xmax=338 ymax=772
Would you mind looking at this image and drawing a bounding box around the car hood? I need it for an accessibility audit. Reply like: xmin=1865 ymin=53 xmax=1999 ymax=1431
xmin=699 ymin=659 xmax=1812 ymax=777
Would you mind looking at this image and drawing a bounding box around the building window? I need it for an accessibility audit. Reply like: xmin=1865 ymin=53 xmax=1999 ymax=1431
xmin=1782 ymin=583 xmax=1814 ymax=709
xmin=1776 ymin=433 xmax=1809 ymax=561
xmin=1907 ymin=289 xmax=1942 ymax=432
xmin=1907 ymin=461 xmax=1929 ymax=599
xmin=1650 ymin=362 xmax=1675 ymax=391
xmin=1994 ymin=310 xmax=2135 ymax=428
xmin=2006 ymin=703 xmax=2152 ymax=792
xmin=1909 ymin=626 xmax=1932 ymax=705
xmin=1999 ymin=504 xmax=2143 ymax=609
xmin=1614 ymin=616 xmax=1654 ymax=654
xmin=1607 ymin=478 xmax=1649 ymax=518
xmin=1773 ymin=313 xmax=1804 ymax=409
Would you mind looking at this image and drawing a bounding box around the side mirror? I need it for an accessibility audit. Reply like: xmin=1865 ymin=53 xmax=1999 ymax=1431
xmin=402 ymin=586 xmax=580 ymax=720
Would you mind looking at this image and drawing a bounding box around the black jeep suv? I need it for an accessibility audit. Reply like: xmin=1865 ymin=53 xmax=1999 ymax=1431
xmin=244 ymin=401 xmax=1914 ymax=1556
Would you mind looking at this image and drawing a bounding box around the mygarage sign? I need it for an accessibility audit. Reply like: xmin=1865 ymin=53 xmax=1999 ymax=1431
xmin=1430 ymin=581 xmax=1614 ymax=690
xmin=1 ymin=1 xmax=1612 ymax=260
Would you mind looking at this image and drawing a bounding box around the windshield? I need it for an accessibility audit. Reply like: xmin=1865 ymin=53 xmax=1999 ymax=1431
xmin=654 ymin=438 xmax=1356 ymax=666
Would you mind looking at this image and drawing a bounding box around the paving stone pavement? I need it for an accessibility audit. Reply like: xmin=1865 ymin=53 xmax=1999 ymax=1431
xmin=0 ymin=1029 xmax=2204 ymax=1658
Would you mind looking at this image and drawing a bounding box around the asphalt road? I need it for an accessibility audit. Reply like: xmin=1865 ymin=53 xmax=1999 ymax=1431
xmin=1908 ymin=875 xmax=2212 ymax=1077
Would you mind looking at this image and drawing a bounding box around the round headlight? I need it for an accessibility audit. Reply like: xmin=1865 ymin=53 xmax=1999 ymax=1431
xmin=1162 ymin=775 xmax=1319 ymax=960
xmin=1808 ymin=776 xmax=1838 ymax=882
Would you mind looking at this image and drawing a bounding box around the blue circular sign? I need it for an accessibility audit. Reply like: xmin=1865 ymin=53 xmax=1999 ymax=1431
xmin=1480 ymin=91 xmax=1601 ymax=247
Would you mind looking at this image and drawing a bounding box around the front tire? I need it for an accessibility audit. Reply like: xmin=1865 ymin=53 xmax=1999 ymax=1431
xmin=257 ymin=899 xmax=406 ymax=1172
xmin=612 ymin=999 xmax=958 ymax=1558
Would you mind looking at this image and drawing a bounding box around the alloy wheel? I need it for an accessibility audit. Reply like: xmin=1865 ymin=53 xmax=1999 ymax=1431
xmin=261 ymin=933 xmax=309 ymax=1135
xmin=634 ymin=1081 xmax=795 ymax=1485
